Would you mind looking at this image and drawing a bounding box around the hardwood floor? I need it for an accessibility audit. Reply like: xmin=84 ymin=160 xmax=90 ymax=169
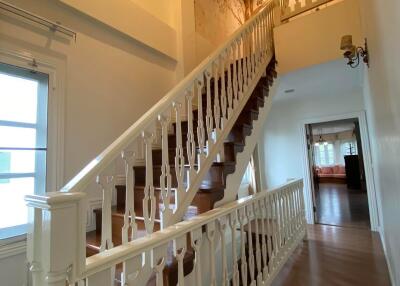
xmin=316 ymin=183 xmax=370 ymax=229
xmin=272 ymin=225 xmax=391 ymax=286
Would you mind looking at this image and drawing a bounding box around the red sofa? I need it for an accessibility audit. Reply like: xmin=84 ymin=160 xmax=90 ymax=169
xmin=315 ymin=165 xmax=346 ymax=183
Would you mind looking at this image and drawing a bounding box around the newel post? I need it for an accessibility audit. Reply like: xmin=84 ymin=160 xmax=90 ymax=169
xmin=25 ymin=192 xmax=87 ymax=286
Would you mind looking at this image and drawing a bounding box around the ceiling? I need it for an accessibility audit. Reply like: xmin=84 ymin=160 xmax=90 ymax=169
xmin=273 ymin=59 xmax=363 ymax=102
xmin=311 ymin=119 xmax=356 ymax=135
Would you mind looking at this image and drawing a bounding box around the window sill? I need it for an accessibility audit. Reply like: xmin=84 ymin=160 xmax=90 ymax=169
xmin=0 ymin=235 xmax=26 ymax=259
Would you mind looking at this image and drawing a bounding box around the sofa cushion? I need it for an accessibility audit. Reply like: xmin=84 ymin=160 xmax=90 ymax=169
xmin=321 ymin=167 xmax=333 ymax=174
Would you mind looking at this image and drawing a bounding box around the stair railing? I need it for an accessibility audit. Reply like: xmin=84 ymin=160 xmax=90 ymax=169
xmin=281 ymin=0 xmax=335 ymax=21
xmin=82 ymin=179 xmax=306 ymax=285
xmin=25 ymin=1 xmax=279 ymax=285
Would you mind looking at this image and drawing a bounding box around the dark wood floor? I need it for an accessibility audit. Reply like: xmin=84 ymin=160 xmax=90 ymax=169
xmin=272 ymin=225 xmax=391 ymax=286
xmin=315 ymin=183 xmax=370 ymax=229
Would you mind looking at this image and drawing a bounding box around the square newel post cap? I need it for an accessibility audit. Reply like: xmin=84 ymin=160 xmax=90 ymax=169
xmin=25 ymin=192 xmax=86 ymax=209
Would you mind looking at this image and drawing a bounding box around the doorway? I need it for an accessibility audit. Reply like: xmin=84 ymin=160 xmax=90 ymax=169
xmin=306 ymin=118 xmax=371 ymax=229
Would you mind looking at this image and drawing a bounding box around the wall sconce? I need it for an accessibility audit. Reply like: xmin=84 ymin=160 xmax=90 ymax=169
xmin=340 ymin=35 xmax=369 ymax=68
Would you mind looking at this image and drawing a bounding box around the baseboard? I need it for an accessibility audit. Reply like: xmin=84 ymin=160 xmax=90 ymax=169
xmin=379 ymin=228 xmax=397 ymax=286
xmin=0 ymin=240 xmax=26 ymax=259
xmin=86 ymin=198 xmax=103 ymax=232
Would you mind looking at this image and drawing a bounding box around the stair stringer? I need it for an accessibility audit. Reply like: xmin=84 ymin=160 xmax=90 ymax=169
xmin=164 ymin=54 xmax=275 ymax=227
xmin=215 ymin=78 xmax=280 ymax=207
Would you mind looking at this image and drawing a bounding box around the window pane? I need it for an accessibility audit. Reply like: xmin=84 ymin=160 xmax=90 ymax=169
xmin=0 ymin=150 xmax=46 ymax=174
xmin=0 ymin=126 xmax=42 ymax=148
xmin=0 ymin=73 xmax=38 ymax=124
xmin=0 ymin=177 xmax=34 ymax=231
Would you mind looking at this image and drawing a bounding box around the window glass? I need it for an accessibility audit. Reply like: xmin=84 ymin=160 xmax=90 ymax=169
xmin=315 ymin=143 xmax=335 ymax=166
xmin=0 ymin=73 xmax=38 ymax=124
xmin=0 ymin=126 xmax=37 ymax=148
xmin=0 ymin=177 xmax=34 ymax=238
xmin=0 ymin=62 xmax=48 ymax=240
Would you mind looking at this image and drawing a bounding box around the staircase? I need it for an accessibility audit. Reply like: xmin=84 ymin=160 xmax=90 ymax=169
xmin=85 ymin=59 xmax=277 ymax=284
xmin=24 ymin=1 xmax=309 ymax=286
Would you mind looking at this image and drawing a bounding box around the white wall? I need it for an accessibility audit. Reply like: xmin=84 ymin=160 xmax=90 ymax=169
xmin=0 ymin=251 xmax=27 ymax=286
xmin=0 ymin=0 xmax=178 ymax=284
xmin=358 ymin=0 xmax=400 ymax=284
xmin=258 ymin=73 xmax=365 ymax=189
xmin=274 ymin=0 xmax=363 ymax=74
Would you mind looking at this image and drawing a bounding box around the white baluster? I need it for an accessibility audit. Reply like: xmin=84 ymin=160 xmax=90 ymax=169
xmin=173 ymin=236 xmax=187 ymax=286
xmin=232 ymin=43 xmax=239 ymax=113
xmin=224 ymin=49 xmax=231 ymax=124
xmin=253 ymin=202 xmax=263 ymax=285
xmin=191 ymin=228 xmax=203 ymax=286
xmin=196 ymin=78 xmax=206 ymax=164
xmin=246 ymin=205 xmax=256 ymax=286
xmin=206 ymin=221 xmax=217 ymax=286
xmin=259 ymin=198 xmax=269 ymax=281
xmin=121 ymin=150 xmax=138 ymax=244
xmin=294 ymin=0 xmax=302 ymax=11
xmin=97 ymin=175 xmax=114 ymax=251
xmin=220 ymin=53 xmax=227 ymax=129
xmin=213 ymin=60 xmax=221 ymax=133
xmin=158 ymin=115 xmax=172 ymax=228
xmin=152 ymin=244 xmax=168 ymax=286
xmin=242 ymin=32 xmax=249 ymax=90
xmin=265 ymin=195 xmax=274 ymax=274
xmin=250 ymin=26 xmax=256 ymax=80
xmin=142 ymin=131 xmax=156 ymax=235
xmin=289 ymin=186 xmax=295 ymax=238
xmin=186 ymin=88 xmax=197 ymax=183
xmin=205 ymin=68 xmax=214 ymax=153
xmin=229 ymin=211 xmax=240 ymax=286
xmin=226 ymin=47 xmax=236 ymax=119
xmin=238 ymin=208 xmax=248 ymax=286
xmin=277 ymin=191 xmax=284 ymax=254
xmin=218 ymin=217 xmax=229 ymax=286
xmin=272 ymin=193 xmax=280 ymax=264
xmin=237 ymin=38 xmax=244 ymax=101
xmin=173 ymin=102 xmax=186 ymax=209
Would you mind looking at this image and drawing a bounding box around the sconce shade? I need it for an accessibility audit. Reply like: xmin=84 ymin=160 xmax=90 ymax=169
xmin=340 ymin=35 xmax=353 ymax=50
xmin=343 ymin=46 xmax=356 ymax=59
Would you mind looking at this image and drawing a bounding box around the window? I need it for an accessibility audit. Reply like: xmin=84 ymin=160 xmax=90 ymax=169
xmin=314 ymin=143 xmax=335 ymax=166
xmin=0 ymin=63 xmax=49 ymax=240
xmin=341 ymin=140 xmax=358 ymax=156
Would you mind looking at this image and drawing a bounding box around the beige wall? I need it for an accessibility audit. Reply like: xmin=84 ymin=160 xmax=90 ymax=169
xmin=358 ymin=0 xmax=400 ymax=284
xmin=194 ymin=0 xmax=267 ymax=64
xmin=130 ymin=0 xmax=177 ymax=29
xmin=0 ymin=0 xmax=179 ymax=283
xmin=59 ymin=0 xmax=177 ymax=59
xmin=0 ymin=0 xmax=177 ymax=189
xmin=274 ymin=0 xmax=363 ymax=74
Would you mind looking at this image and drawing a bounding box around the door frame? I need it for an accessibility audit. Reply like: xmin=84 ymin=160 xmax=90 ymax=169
xmin=300 ymin=111 xmax=380 ymax=231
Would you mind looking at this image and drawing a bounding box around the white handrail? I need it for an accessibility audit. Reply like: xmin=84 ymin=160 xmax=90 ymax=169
xmin=82 ymin=179 xmax=306 ymax=284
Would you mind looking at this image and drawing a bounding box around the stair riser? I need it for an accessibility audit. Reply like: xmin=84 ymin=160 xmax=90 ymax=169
xmin=226 ymin=124 xmax=252 ymax=143
xmin=152 ymin=142 xmax=243 ymax=165
xmin=133 ymin=164 xmax=235 ymax=188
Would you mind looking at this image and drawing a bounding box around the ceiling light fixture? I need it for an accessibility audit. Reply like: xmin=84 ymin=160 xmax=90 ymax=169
xmin=314 ymin=130 xmax=327 ymax=147
xmin=340 ymin=35 xmax=369 ymax=68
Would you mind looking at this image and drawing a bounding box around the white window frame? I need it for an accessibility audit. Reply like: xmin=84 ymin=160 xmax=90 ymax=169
xmin=0 ymin=48 xmax=65 ymax=246
xmin=0 ymin=63 xmax=49 ymax=240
